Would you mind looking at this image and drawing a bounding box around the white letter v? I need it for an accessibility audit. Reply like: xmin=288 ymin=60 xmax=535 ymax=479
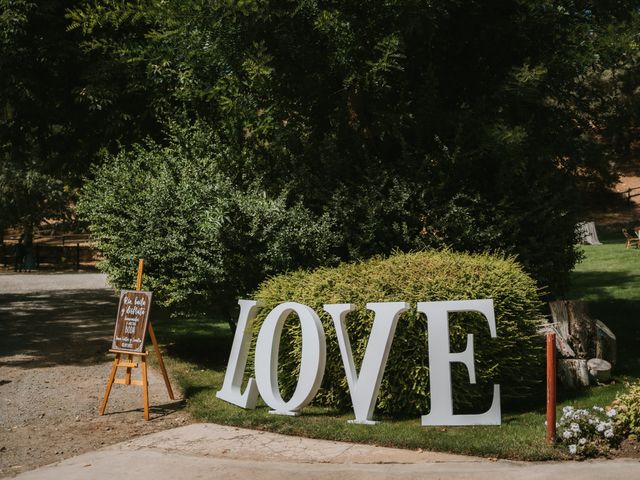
xmin=324 ymin=302 xmax=408 ymax=424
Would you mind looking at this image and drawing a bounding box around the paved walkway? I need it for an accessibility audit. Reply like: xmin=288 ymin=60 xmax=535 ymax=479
xmin=12 ymin=423 xmax=640 ymax=479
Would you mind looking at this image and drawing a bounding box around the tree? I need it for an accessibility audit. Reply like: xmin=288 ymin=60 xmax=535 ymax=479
xmin=0 ymin=0 xmax=162 ymax=235
xmin=72 ymin=1 xmax=640 ymax=300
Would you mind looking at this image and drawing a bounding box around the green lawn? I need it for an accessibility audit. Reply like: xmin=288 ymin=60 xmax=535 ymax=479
xmin=568 ymin=234 xmax=640 ymax=377
xmin=150 ymin=237 xmax=639 ymax=460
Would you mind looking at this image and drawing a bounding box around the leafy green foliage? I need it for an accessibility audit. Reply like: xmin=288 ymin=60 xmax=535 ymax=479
xmin=77 ymin=125 xmax=338 ymax=322
xmin=0 ymin=0 xmax=163 ymax=232
xmin=612 ymin=381 xmax=640 ymax=437
xmin=68 ymin=0 xmax=640 ymax=297
xmin=5 ymin=0 xmax=637 ymax=301
xmin=253 ymin=250 xmax=545 ymax=415
xmin=0 ymin=1 xmax=74 ymax=230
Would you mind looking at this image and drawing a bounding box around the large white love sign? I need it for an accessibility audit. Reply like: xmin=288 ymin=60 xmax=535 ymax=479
xmin=216 ymin=299 xmax=501 ymax=426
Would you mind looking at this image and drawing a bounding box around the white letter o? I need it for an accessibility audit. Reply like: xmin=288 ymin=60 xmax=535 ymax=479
xmin=254 ymin=302 xmax=326 ymax=415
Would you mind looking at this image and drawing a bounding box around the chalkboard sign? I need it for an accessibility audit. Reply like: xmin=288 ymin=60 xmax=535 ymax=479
xmin=111 ymin=290 xmax=152 ymax=353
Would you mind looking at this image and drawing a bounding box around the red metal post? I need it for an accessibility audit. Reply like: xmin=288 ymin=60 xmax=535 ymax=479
xmin=546 ymin=332 xmax=557 ymax=444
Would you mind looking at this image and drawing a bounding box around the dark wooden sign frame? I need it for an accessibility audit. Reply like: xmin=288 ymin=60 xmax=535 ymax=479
xmin=111 ymin=290 xmax=152 ymax=353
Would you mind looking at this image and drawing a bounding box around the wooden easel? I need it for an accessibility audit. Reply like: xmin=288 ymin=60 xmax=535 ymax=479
xmin=99 ymin=259 xmax=174 ymax=420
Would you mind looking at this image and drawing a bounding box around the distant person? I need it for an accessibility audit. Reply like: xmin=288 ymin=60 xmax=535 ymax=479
xmin=13 ymin=236 xmax=25 ymax=272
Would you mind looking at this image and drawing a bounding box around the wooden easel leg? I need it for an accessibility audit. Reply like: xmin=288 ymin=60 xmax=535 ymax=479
xmin=99 ymin=353 xmax=120 ymax=416
xmin=142 ymin=354 xmax=149 ymax=421
xmin=148 ymin=322 xmax=174 ymax=400
xmin=135 ymin=260 xmax=173 ymax=401
xmin=125 ymin=354 xmax=133 ymax=385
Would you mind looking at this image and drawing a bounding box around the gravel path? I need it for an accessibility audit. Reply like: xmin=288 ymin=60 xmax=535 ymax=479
xmin=0 ymin=273 xmax=190 ymax=478
xmin=0 ymin=272 xmax=111 ymax=294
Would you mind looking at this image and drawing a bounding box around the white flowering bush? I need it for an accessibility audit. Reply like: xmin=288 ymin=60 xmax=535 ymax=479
xmin=556 ymin=406 xmax=620 ymax=457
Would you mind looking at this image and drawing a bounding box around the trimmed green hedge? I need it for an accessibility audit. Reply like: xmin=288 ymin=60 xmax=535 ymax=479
xmin=253 ymin=250 xmax=545 ymax=415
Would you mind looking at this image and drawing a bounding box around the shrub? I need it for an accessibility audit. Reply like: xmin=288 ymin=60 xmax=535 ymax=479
xmin=612 ymin=381 xmax=640 ymax=437
xmin=556 ymin=406 xmax=620 ymax=457
xmin=253 ymin=250 xmax=545 ymax=416
xmin=77 ymin=127 xmax=339 ymax=322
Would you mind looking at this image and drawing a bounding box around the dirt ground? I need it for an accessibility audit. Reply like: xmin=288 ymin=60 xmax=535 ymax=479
xmin=0 ymin=273 xmax=192 ymax=478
